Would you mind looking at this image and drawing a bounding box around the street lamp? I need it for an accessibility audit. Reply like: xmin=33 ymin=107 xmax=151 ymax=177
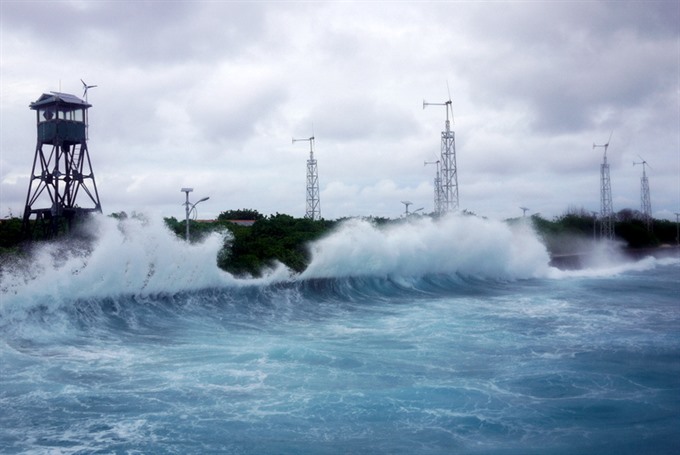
xmin=401 ymin=201 xmax=412 ymax=217
xmin=181 ymin=188 xmax=209 ymax=242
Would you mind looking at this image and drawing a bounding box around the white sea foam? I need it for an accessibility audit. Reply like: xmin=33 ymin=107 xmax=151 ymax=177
xmin=2 ymin=213 xmax=552 ymax=312
xmin=547 ymin=252 xmax=680 ymax=279
xmin=0 ymin=214 xmax=291 ymax=312
xmin=302 ymin=214 xmax=551 ymax=280
xmin=3 ymin=212 xmax=673 ymax=314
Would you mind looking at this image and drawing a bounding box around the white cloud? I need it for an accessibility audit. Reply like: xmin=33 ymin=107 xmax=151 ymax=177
xmin=1 ymin=1 xmax=678 ymax=222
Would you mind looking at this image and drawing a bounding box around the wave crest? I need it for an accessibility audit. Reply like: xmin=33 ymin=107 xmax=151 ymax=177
xmin=302 ymin=215 xmax=551 ymax=280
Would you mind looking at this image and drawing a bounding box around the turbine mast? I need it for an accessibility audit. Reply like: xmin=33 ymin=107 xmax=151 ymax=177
xmin=292 ymin=135 xmax=320 ymax=220
xmin=424 ymin=160 xmax=443 ymax=215
xmin=633 ymin=157 xmax=652 ymax=231
xmin=423 ymin=87 xmax=458 ymax=213
xmin=594 ymin=132 xmax=614 ymax=240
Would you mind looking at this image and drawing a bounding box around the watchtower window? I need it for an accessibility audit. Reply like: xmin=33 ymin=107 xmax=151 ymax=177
xmin=40 ymin=108 xmax=55 ymax=122
xmin=57 ymin=108 xmax=84 ymax=122
xmin=39 ymin=107 xmax=85 ymax=123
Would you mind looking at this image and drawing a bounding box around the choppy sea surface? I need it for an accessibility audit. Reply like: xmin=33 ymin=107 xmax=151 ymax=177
xmin=1 ymin=215 xmax=678 ymax=454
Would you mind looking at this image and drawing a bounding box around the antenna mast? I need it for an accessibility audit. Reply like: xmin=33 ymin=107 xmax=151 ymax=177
xmin=423 ymin=86 xmax=458 ymax=212
xmin=292 ymin=135 xmax=320 ymax=220
xmin=633 ymin=157 xmax=652 ymax=231
xmin=594 ymin=132 xmax=614 ymax=240
xmin=424 ymin=160 xmax=442 ymax=215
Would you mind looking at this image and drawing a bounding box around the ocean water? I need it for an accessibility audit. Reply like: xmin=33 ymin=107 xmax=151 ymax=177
xmin=1 ymin=215 xmax=678 ymax=454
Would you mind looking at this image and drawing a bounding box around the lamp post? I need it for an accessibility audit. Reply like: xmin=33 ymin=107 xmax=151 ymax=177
xmin=181 ymin=188 xmax=209 ymax=242
xmin=401 ymin=201 xmax=412 ymax=217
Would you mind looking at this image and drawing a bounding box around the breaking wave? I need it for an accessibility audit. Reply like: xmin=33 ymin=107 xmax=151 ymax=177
xmin=1 ymin=212 xmax=674 ymax=316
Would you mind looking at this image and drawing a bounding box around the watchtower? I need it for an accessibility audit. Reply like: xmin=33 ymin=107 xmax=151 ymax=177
xmin=22 ymin=92 xmax=102 ymax=238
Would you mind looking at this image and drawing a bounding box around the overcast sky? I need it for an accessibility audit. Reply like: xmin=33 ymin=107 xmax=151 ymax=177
xmin=1 ymin=1 xmax=678 ymax=222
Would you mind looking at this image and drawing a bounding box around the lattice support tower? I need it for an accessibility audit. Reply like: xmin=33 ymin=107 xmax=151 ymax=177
xmin=634 ymin=158 xmax=652 ymax=231
xmin=594 ymin=134 xmax=614 ymax=240
xmin=22 ymin=92 xmax=102 ymax=238
xmin=292 ymin=135 xmax=320 ymax=220
xmin=423 ymin=94 xmax=458 ymax=212
xmin=424 ymin=160 xmax=443 ymax=215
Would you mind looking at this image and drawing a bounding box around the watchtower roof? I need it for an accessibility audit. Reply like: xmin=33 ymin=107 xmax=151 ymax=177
xmin=30 ymin=92 xmax=91 ymax=110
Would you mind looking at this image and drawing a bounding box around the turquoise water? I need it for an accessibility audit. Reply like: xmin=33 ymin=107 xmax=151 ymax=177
xmin=1 ymin=215 xmax=678 ymax=454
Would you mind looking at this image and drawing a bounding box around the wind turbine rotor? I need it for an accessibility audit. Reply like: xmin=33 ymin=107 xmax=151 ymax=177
xmin=80 ymin=79 xmax=97 ymax=99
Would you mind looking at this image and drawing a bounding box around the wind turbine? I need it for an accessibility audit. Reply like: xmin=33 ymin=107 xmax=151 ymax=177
xmin=80 ymin=79 xmax=98 ymax=140
xmin=81 ymin=79 xmax=97 ymax=102
xmin=423 ymin=81 xmax=458 ymax=213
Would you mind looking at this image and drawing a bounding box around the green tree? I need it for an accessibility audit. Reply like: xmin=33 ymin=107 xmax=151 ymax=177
xmin=0 ymin=217 xmax=23 ymax=252
xmin=215 ymin=213 xmax=335 ymax=277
